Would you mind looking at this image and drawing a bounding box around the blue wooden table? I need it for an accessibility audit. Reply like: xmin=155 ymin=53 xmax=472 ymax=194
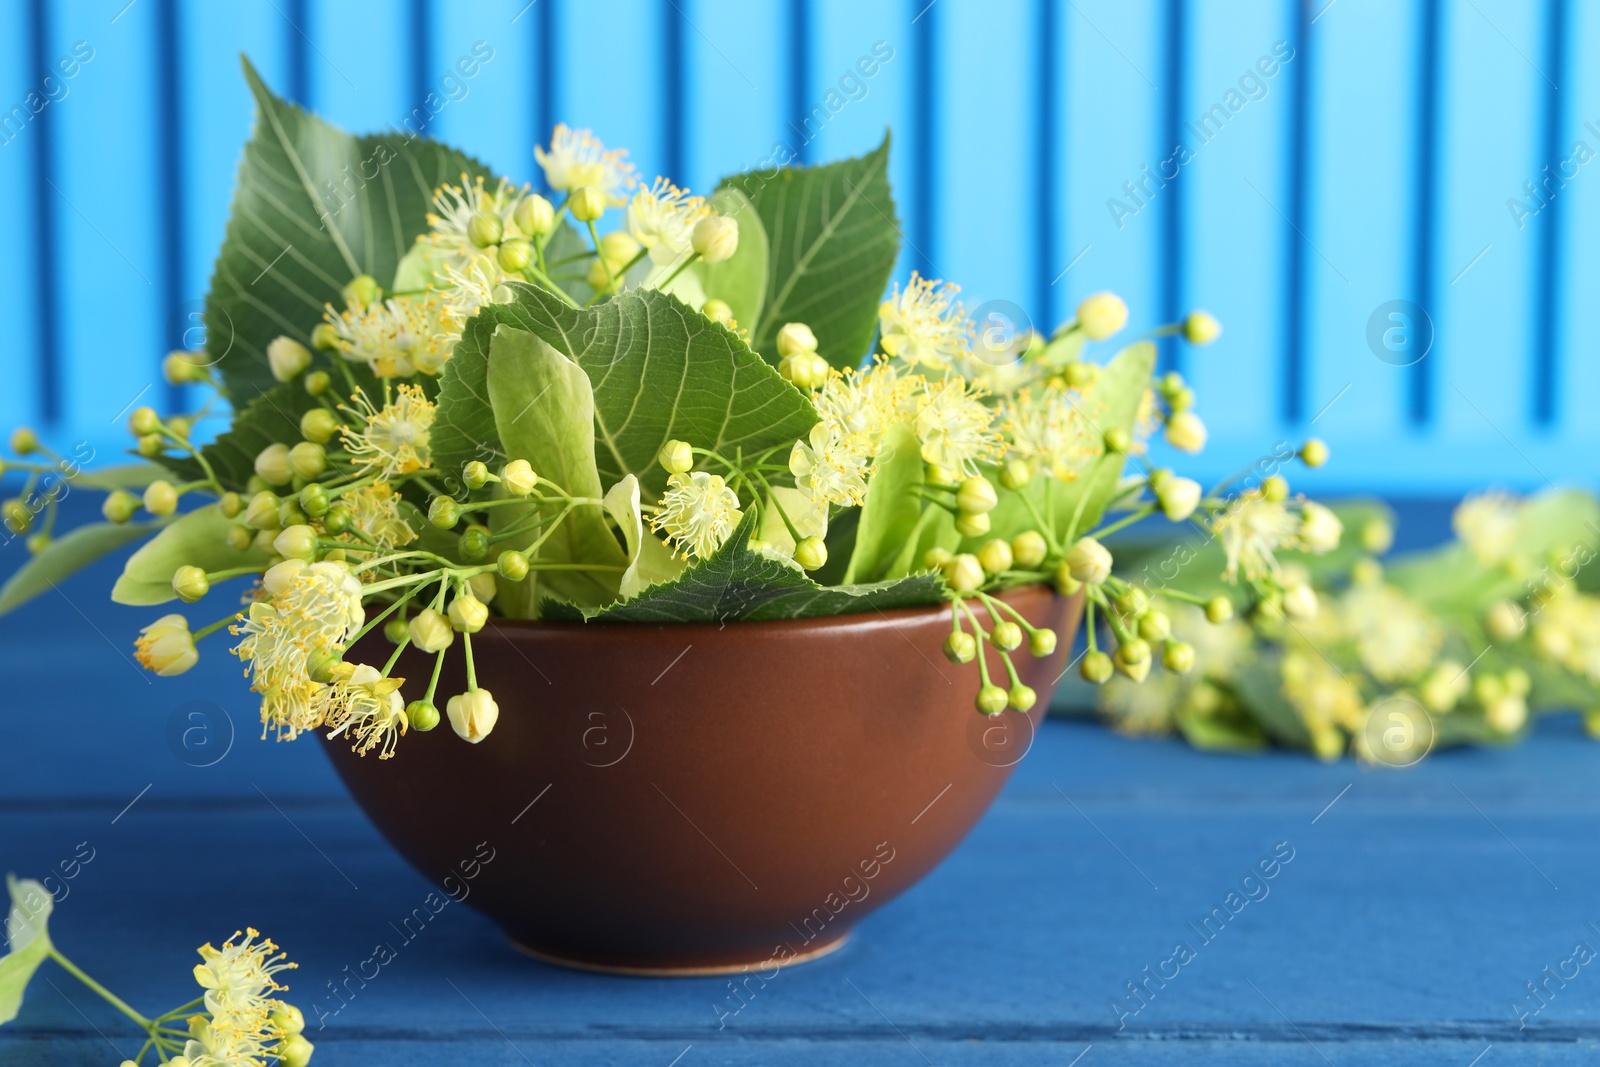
xmin=3 ymin=504 xmax=1597 ymax=1065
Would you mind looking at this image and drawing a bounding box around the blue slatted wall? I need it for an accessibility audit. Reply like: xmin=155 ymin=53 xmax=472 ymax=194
xmin=1 ymin=0 xmax=1591 ymax=492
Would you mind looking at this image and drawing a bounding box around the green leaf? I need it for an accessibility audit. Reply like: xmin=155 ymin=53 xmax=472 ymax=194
xmin=1232 ymin=658 xmax=1314 ymax=749
xmin=206 ymin=57 xmax=494 ymax=402
xmin=602 ymin=474 xmax=685 ymax=599
xmin=720 ymin=134 xmax=899 ymax=368
xmin=694 ymin=186 xmax=769 ymax=330
xmin=551 ymin=512 xmax=946 ymax=623
xmin=0 ymin=876 xmax=54 ymax=1026
xmin=0 ymin=521 xmax=167 ymax=617
xmin=883 ymin=505 xmax=959 ymax=581
xmin=485 ymin=326 xmax=627 ymax=615
xmin=433 ymin=283 xmax=818 ymax=501
xmin=1174 ymin=708 xmax=1268 ymax=752
xmin=844 ymin=423 xmax=926 ymax=583
xmin=159 ymin=381 xmax=333 ymax=491
xmin=111 ymin=504 xmax=272 ymax=606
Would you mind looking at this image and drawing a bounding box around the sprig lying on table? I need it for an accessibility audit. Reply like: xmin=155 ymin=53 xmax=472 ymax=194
xmin=1071 ymin=489 xmax=1600 ymax=763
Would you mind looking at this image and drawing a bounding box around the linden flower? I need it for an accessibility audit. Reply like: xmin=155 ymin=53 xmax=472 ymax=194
xmin=1211 ymin=494 xmax=1301 ymax=583
xmin=343 ymin=385 xmax=435 ymax=477
xmin=1340 ymin=583 xmax=1444 ymax=683
xmin=626 ymin=177 xmax=710 ymax=266
xmin=193 ymin=928 xmax=295 ymax=1019
xmin=183 ymin=1013 xmax=276 ymax=1067
xmin=327 ymin=293 xmax=450 ymax=377
xmin=424 ymin=174 xmax=526 ymax=266
xmin=1532 ymin=587 xmax=1600 ymax=681
xmin=232 ymin=560 xmax=366 ymax=740
xmin=813 ymin=361 xmax=916 ymax=442
xmin=652 ymin=471 xmax=743 ymax=560
xmin=342 ymin=482 xmax=417 ymax=553
xmin=789 ymin=422 xmax=873 ymax=508
xmin=134 ymin=614 xmax=199 ymax=676
xmin=1453 ymin=491 xmax=1519 ymax=565
xmin=323 ymin=663 xmax=408 ymax=759
xmin=877 ymin=273 xmax=973 ymax=371
xmin=913 ymin=375 xmax=1000 ymax=476
xmin=535 ymin=124 xmax=636 ymax=201
xmin=436 ymin=257 xmax=510 ymax=338
xmin=1281 ymin=649 xmax=1366 ymax=734
xmin=1000 ymin=382 xmax=1100 ymax=482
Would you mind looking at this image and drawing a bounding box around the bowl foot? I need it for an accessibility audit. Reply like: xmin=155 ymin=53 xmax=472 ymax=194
xmin=507 ymin=931 xmax=851 ymax=977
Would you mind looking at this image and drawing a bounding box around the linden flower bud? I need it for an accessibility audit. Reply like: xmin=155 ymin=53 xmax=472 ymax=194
xmin=1053 ymin=560 xmax=1083 ymax=596
xmin=270 ymin=1005 xmax=306 ymax=1036
xmin=1115 ymin=639 xmax=1152 ymax=682
xmin=1138 ymin=610 xmax=1171 ymax=642
xmin=1299 ymin=502 xmax=1343 ymax=554
xmin=463 ymin=460 xmax=491 ymax=489
xmin=1113 ymin=586 xmax=1148 ymax=618
xmin=991 ymin=621 xmax=1023 ymax=651
xmin=267 ymin=336 xmax=313 ymax=382
xmin=408 ymin=699 xmax=441 ymax=731
xmin=1162 ymin=639 xmax=1196 ymax=673
xmin=219 ymin=492 xmax=244 ymax=519
xmin=409 ymin=608 xmax=454 ymax=653
xmin=1155 ymin=476 xmax=1202 ymax=522
xmin=298 ymin=483 xmax=330 ymax=518
xmin=1066 ymin=537 xmax=1112 ymax=585
xmin=1080 ymin=649 xmax=1114 ymax=684
xmin=924 ymin=547 xmax=953 ymax=570
xmin=692 ymin=214 xmax=739 ymax=263
xmin=469 ymin=571 xmax=498 ymax=604
xmin=1076 ymin=291 xmax=1128 ymax=341
xmin=10 ymin=427 xmax=39 ymax=454
xmin=468 ymin=211 xmax=504 ymax=248
xmin=954 ymin=511 xmax=991 ymax=538
xmin=459 ymin=525 xmax=491 ymax=560
xmin=1165 ymin=411 xmax=1208 ymax=453
xmin=570 ymin=185 xmax=606 ymax=222
xmin=428 ymin=495 xmax=461 ymax=530
xmin=925 ymin=463 xmax=958 ymax=489
xmin=343 ymin=274 xmax=381 ymax=308
xmin=1011 ymin=531 xmax=1048 ymax=570
xmin=702 ymin=298 xmax=734 ymax=326
xmin=943 ymin=553 xmax=985 ymax=593
xmin=1182 ymin=310 xmax=1222 ymax=345
xmin=136 ymin=433 xmax=165 ymax=458
xmin=943 ymin=631 xmax=978 ymax=663
xmin=956 ymin=476 xmax=999 ymax=516
xmin=129 ymin=406 xmax=161 ymax=436
xmin=1261 ymin=474 xmax=1289 ymax=503
xmin=1485 ymin=601 xmax=1526 ymax=642
xmin=1029 ymin=628 xmax=1057 ymax=656
xmin=384 ymin=617 xmax=409 ymax=644
xmin=310 ymin=322 xmax=341 ymax=351
xmin=447 ymin=688 xmax=500 ymax=743
xmin=497 ymin=549 xmax=530 ymax=581
xmin=1 ymin=498 xmax=29 ymax=534
xmin=102 ymin=490 xmax=137 ymax=524
xmin=498 ymin=237 xmax=534 ymax=272
xmin=273 ymin=524 xmax=318 ymax=561
xmin=277 ymin=1033 xmax=315 ymax=1067
xmin=253 ymin=527 xmax=279 ymax=555
xmin=1008 ymin=684 xmax=1037 ymax=712
xmin=515 ymin=192 xmax=555 ymax=237
xmin=143 ymin=480 xmax=179 ymax=516
xmin=599 ymin=230 xmax=641 ymax=266
xmin=976 ymin=684 xmax=1009 ymax=715
xmin=288 ymin=441 xmax=327 ymax=479
xmin=254 ymin=443 xmax=294 ymax=486
xmin=657 ymin=439 xmax=694 ymax=475
xmin=977 ymin=538 xmax=1014 ymax=576
xmin=304 ymin=369 xmax=332 ymax=396
xmin=776 ymin=321 xmax=819 ymax=358
xmin=171 ymin=565 xmax=210 ymax=602
xmin=244 ymin=491 xmax=281 ymax=530
xmin=448 ymin=592 xmax=489 ymax=633
xmin=998 ymin=459 xmax=1033 ymax=491
xmin=134 ymin=614 xmax=198 ymax=676
xmin=1103 ymin=428 xmax=1132 ymax=455
xmin=1205 ymin=595 xmax=1233 ymax=624
xmin=1300 ymin=438 xmax=1330 ymax=468
xmin=1063 ymin=361 xmax=1097 ymax=388
xmin=794 ymin=535 xmax=828 ymax=571
xmin=163 ymin=350 xmax=208 ymax=385
xmin=501 ymin=458 xmax=538 ymax=497
xmin=278 ymin=499 xmax=308 ymax=528
xmin=300 ymin=408 xmax=339 ymax=444
xmin=1360 ymin=517 xmax=1394 ymax=554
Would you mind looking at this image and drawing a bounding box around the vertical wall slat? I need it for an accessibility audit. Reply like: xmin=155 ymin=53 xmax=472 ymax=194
xmin=1434 ymin=0 xmax=1540 ymax=445
xmin=1175 ymin=0 xmax=1293 ymax=461
xmin=681 ymin=0 xmax=784 ymax=194
xmin=423 ymin=0 xmax=538 ymax=182
xmin=1531 ymin=0 xmax=1567 ymax=427
xmin=0 ymin=1 xmax=42 ymax=437
xmin=556 ymin=0 xmax=665 ymax=187
xmin=53 ymin=0 xmax=162 ymax=439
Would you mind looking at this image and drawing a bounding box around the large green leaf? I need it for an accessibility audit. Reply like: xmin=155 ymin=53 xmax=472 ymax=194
xmin=548 ymin=512 xmax=945 ymax=624
xmin=111 ymin=504 xmax=272 ymax=606
xmin=0 ymin=876 xmax=54 ymax=1026
xmin=602 ymin=474 xmax=685 ymax=600
xmin=206 ymin=57 xmax=494 ymax=401
xmin=484 ymin=326 xmax=626 ymax=615
xmin=844 ymin=423 xmax=926 ymax=583
xmin=0 ymin=521 xmax=167 ymax=617
xmin=694 ymin=186 xmax=769 ymax=330
xmin=433 ymin=283 xmax=818 ymax=500
xmin=720 ymin=135 xmax=899 ymax=368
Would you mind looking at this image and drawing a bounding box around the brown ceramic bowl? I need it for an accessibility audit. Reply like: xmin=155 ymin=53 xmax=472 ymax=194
xmin=325 ymin=584 xmax=1080 ymax=975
